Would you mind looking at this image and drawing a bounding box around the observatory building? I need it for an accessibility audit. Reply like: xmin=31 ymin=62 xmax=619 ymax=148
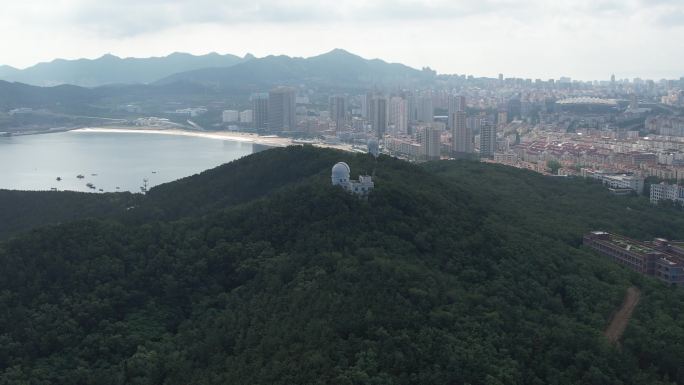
xmin=331 ymin=162 xmax=374 ymax=197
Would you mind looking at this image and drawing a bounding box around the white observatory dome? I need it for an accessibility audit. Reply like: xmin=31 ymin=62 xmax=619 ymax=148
xmin=331 ymin=162 xmax=351 ymax=186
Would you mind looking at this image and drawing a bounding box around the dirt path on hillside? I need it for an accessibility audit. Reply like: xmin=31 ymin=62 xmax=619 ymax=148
xmin=604 ymin=286 xmax=641 ymax=345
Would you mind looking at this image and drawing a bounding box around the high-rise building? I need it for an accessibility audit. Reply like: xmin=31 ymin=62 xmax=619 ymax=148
xmin=329 ymin=95 xmax=347 ymax=132
xmin=497 ymin=110 xmax=508 ymax=128
xmin=362 ymin=92 xmax=374 ymax=119
xmin=447 ymin=95 xmax=466 ymax=129
xmin=371 ymin=96 xmax=388 ymax=138
xmin=507 ymin=97 xmax=521 ymax=122
xmin=268 ymin=87 xmax=296 ymax=131
xmin=480 ymin=121 xmax=496 ymax=159
xmin=389 ymin=96 xmax=408 ymax=136
xmin=251 ymin=93 xmax=269 ymax=131
xmin=418 ymin=126 xmax=441 ymax=161
xmin=630 ymin=93 xmax=638 ymax=110
xmin=417 ymin=95 xmax=434 ymax=123
xmin=452 ymin=111 xmax=472 ymax=155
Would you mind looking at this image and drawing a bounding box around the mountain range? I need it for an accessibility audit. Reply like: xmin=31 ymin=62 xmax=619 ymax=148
xmin=0 ymin=52 xmax=250 ymax=87
xmin=156 ymin=49 xmax=435 ymax=90
xmin=0 ymin=49 xmax=434 ymax=90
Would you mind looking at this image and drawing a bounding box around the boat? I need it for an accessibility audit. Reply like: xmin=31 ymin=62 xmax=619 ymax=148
xmin=91 ymin=173 xmax=98 ymax=176
xmin=86 ymin=183 xmax=95 ymax=189
xmin=77 ymin=174 xmax=85 ymax=179
xmin=56 ymin=177 xmax=62 ymax=181
xmin=152 ymin=171 xmax=157 ymax=174
xmin=98 ymin=189 xmax=104 ymax=192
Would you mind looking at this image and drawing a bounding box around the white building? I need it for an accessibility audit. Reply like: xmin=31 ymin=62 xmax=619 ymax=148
xmin=331 ymin=162 xmax=374 ymax=197
xmin=384 ymin=137 xmax=422 ymax=160
xmin=176 ymin=107 xmax=207 ymax=117
xmin=222 ymin=110 xmax=239 ymax=123
xmin=651 ymin=183 xmax=684 ymax=205
xmin=583 ymin=169 xmax=645 ymax=194
xmin=240 ymin=110 xmax=253 ymax=123
xmin=389 ymin=97 xmax=409 ymax=136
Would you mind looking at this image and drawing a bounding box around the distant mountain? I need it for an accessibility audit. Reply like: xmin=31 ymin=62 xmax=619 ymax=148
xmin=156 ymin=49 xmax=436 ymax=90
xmin=0 ymin=65 xmax=19 ymax=78
xmin=0 ymin=80 xmax=94 ymax=110
xmin=0 ymin=52 xmax=250 ymax=87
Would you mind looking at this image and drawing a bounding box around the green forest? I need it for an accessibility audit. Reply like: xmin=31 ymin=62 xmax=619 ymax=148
xmin=1 ymin=145 xmax=683 ymax=384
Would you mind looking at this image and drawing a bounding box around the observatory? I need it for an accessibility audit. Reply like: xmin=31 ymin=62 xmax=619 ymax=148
xmin=331 ymin=162 xmax=374 ymax=197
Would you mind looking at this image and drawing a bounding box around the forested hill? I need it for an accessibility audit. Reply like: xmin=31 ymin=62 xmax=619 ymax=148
xmin=1 ymin=146 xmax=684 ymax=384
xmin=0 ymin=190 xmax=140 ymax=240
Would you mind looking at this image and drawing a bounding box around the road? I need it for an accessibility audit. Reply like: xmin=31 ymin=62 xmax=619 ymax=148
xmin=604 ymin=286 xmax=641 ymax=345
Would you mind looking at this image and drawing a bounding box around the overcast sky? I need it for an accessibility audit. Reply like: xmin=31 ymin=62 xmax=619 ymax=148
xmin=2 ymin=0 xmax=683 ymax=80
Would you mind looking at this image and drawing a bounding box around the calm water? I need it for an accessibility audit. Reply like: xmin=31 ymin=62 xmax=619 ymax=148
xmin=0 ymin=131 xmax=256 ymax=193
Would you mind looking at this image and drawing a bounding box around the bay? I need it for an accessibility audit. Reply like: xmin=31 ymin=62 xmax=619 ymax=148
xmin=0 ymin=130 xmax=256 ymax=193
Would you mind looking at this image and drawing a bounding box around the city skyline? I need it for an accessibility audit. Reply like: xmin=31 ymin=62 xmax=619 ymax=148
xmin=2 ymin=0 xmax=684 ymax=80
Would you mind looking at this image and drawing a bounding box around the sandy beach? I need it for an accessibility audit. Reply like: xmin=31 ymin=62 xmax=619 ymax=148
xmin=75 ymin=127 xmax=295 ymax=147
xmin=74 ymin=126 xmax=358 ymax=153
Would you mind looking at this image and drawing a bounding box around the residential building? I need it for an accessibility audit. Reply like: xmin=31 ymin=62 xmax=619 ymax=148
xmin=251 ymin=93 xmax=269 ymax=131
xmin=329 ymin=95 xmax=347 ymax=132
xmin=389 ymin=96 xmax=409 ymax=136
xmin=239 ymin=110 xmax=253 ymax=124
xmin=417 ymin=95 xmax=434 ymax=123
xmin=222 ymin=110 xmax=239 ymax=123
xmin=268 ymin=87 xmax=296 ymax=131
xmin=651 ymin=183 xmax=684 ymax=205
xmin=371 ymin=96 xmax=388 ymax=138
xmin=480 ymin=121 xmax=497 ymax=159
xmin=448 ymin=95 xmax=466 ymax=129
xmin=452 ymin=111 xmax=472 ymax=155
xmin=418 ymin=126 xmax=441 ymax=161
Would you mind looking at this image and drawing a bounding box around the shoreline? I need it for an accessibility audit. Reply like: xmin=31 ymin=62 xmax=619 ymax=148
xmin=73 ymin=126 xmax=358 ymax=152
xmin=74 ymin=127 xmax=294 ymax=147
xmin=5 ymin=125 xmax=359 ymax=153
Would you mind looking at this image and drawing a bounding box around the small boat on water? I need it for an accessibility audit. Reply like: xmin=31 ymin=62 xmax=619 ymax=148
xmin=98 ymin=189 xmax=104 ymax=192
xmin=56 ymin=177 xmax=62 ymax=181
xmin=152 ymin=171 xmax=157 ymax=174
xmin=91 ymin=173 xmax=98 ymax=176
xmin=77 ymin=174 xmax=85 ymax=179
xmin=86 ymin=183 xmax=95 ymax=189
xmin=115 ymin=187 xmax=120 ymax=190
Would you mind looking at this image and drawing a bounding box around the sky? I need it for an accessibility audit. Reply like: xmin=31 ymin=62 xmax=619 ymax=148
xmin=2 ymin=0 xmax=684 ymax=80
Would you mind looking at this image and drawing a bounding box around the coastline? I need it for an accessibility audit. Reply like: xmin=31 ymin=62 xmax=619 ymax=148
xmin=74 ymin=127 xmax=294 ymax=147
xmin=74 ymin=126 xmax=358 ymax=152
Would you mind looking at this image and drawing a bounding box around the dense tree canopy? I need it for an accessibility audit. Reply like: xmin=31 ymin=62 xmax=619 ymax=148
xmin=1 ymin=146 xmax=683 ymax=384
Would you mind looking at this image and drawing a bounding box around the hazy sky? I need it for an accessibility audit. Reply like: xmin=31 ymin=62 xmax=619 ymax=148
xmin=2 ymin=0 xmax=683 ymax=80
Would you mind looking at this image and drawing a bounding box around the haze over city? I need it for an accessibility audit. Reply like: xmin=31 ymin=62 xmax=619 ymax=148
xmin=4 ymin=1 xmax=684 ymax=384
xmin=3 ymin=0 xmax=684 ymax=80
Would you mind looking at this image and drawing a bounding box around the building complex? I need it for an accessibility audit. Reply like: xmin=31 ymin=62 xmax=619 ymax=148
xmin=584 ymin=231 xmax=684 ymax=286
